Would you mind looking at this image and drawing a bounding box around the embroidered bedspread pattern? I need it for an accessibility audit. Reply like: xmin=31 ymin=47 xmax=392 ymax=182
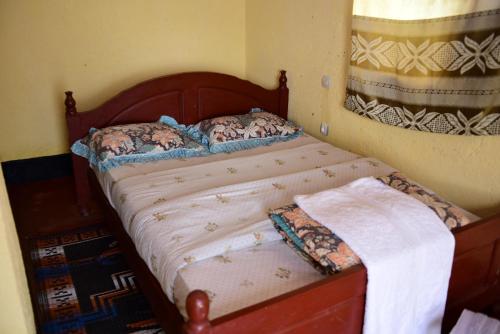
xmin=295 ymin=178 xmax=455 ymax=334
xmin=174 ymin=240 xmax=326 ymax=320
xmin=104 ymin=139 xmax=395 ymax=301
xmin=98 ymin=135 xmax=321 ymax=202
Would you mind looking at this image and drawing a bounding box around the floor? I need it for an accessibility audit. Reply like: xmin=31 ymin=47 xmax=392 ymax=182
xmin=7 ymin=176 xmax=104 ymax=332
xmin=8 ymin=176 xmax=500 ymax=332
xmin=8 ymin=176 xmax=103 ymax=238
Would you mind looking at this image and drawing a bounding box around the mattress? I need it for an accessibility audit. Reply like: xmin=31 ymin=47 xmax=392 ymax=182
xmin=173 ymin=240 xmax=326 ymax=320
xmin=94 ymin=134 xmax=479 ymax=320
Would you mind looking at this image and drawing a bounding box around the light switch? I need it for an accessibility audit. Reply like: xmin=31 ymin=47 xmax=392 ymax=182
xmin=321 ymin=75 xmax=331 ymax=89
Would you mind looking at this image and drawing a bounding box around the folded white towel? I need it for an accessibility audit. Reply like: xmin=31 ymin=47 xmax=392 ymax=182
xmin=295 ymin=177 xmax=455 ymax=334
xmin=451 ymin=309 xmax=500 ymax=334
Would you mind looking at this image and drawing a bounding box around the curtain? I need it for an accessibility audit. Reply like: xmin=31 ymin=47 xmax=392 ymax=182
xmin=345 ymin=0 xmax=500 ymax=135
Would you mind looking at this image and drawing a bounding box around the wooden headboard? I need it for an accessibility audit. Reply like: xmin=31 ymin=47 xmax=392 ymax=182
xmin=65 ymin=71 xmax=289 ymax=214
xmin=65 ymin=71 xmax=288 ymax=144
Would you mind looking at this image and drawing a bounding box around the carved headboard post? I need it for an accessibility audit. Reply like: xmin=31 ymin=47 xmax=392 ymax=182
xmin=65 ymin=91 xmax=77 ymax=115
xmin=278 ymin=70 xmax=289 ymax=119
xmin=64 ymin=91 xmax=91 ymax=216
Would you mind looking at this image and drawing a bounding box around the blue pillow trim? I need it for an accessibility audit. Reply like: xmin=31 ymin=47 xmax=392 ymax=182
xmin=71 ymin=115 xmax=303 ymax=171
xmin=207 ymin=131 xmax=303 ymax=154
xmin=184 ymin=126 xmax=210 ymax=146
xmin=71 ymin=138 xmax=208 ymax=172
xmin=70 ymin=117 xmax=210 ymax=172
xmin=97 ymin=147 xmax=207 ymax=172
xmin=71 ymin=139 xmax=96 ymax=163
xmin=269 ymin=213 xmax=305 ymax=249
xmin=158 ymin=115 xmax=181 ymax=128
xmin=185 ymin=111 xmax=303 ymax=153
xmin=159 ymin=116 xmax=209 ymax=145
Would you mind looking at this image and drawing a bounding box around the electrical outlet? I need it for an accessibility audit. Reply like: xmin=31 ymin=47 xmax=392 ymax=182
xmin=320 ymin=122 xmax=329 ymax=136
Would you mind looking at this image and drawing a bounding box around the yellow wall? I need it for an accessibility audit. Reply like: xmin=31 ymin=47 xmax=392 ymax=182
xmin=0 ymin=168 xmax=35 ymax=333
xmin=0 ymin=3 xmax=498 ymax=330
xmin=0 ymin=1 xmax=244 ymax=331
xmin=246 ymin=0 xmax=500 ymax=217
xmin=0 ymin=0 xmax=246 ymax=161
xmin=1 ymin=0 xmax=498 ymax=215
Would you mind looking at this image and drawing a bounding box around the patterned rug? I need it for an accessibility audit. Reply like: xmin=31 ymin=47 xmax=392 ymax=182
xmin=31 ymin=225 xmax=165 ymax=334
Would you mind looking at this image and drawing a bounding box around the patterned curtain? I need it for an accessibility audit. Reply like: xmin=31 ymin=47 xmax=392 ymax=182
xmin=345 ymin=1 xmax=500 ymax=135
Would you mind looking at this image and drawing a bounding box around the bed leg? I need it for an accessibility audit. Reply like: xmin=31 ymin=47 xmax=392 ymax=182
xmin=183 ymin=290 xmax=212 ymax=334
xmin=71 ymin=155 xmax=92 ymax=217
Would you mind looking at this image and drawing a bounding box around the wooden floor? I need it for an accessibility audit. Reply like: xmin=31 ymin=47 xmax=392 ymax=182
xmin=7 ymin=176 xmax=103 ymax=332
xmin=8 ymin=176 xmax=103 ymax=238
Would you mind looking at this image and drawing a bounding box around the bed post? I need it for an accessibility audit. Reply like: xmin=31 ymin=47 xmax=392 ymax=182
xmin=278 ymin=70 xmax=289 ymax=119
xmin=65 ymin=91 xmax=91 ymax=216
xmin=65 ymin=91 xmax=77 ymax=114
xmin=183 ymin=290 xmax=212 ymax=334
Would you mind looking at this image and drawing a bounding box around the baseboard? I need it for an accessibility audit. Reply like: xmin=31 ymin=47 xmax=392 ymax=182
xmin=1 ymin=154 xmax=72 ymax=184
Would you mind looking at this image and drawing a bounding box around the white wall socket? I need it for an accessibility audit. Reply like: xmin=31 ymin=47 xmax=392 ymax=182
xmin=321 ymin=75 xmax=331 ymax=89
xmin=320 ymin=122 xmax=329 ymax=136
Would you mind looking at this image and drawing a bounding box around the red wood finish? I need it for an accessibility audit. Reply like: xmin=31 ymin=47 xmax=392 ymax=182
xmin=210 ymin=266 xmax=366 ymax=334
xmin=67 ymin=71 xmax=500 ymax=334
xmin=184 ymin=291 xmax=212 ymax=334
xmin=65 ymin=71 xmax=288 ymax=142
xmin=65 ymin=71 xmax=288 ymax=214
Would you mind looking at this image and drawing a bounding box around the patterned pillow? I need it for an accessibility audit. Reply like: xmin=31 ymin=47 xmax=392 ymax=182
xmin=376 ymin=172 xmax=471 ymax=230
xmin=186 ymin=110 xmax=303 ymax=153
xmin=71 ymin=118 xmax=206 ymax=172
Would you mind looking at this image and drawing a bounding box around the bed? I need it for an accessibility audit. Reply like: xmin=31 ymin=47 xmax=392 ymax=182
xmin=65 ymin=71 xmax=500 ymax=333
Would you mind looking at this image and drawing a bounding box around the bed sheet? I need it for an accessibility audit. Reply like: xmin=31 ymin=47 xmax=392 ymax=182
xmin=174 ymin=240 xmax=325 ymax=320
xmin=94 ymin=134 xmax=479 ymax=320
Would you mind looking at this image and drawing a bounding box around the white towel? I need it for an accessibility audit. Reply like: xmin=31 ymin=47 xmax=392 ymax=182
xmin=451 ymin=309 xmax=500 ymax=334
xmin=295 ymin=177 xmax=455 ymax=334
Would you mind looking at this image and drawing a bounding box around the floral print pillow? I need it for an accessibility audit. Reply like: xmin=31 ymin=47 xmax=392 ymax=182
xmin=376 ymin=172 xmax=471 ymax=230
xmin=188 ymin=110 xmax=303 ymax=153
xmin=71 ymin=121 xmax=206 ymax=172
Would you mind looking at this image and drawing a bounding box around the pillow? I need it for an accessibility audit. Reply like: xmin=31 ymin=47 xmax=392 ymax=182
xmin=71 ymin=117 xmax=207 ymax=172
xmin=184 ymin=110 xmax=303 ymax=153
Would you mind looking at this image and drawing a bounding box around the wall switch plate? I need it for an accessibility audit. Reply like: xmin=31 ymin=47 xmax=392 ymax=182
xmin=320 ymin=122 xmax=329 ymax=136
xmin=321 ymin=75 xmax=331 ymax=89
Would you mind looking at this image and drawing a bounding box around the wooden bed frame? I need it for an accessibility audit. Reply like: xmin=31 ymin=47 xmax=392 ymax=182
xmin=65 ymin=71 xmax=500 ymax=333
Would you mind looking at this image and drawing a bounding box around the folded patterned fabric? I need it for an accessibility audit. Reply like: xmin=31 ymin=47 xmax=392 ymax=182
xmin=269 ymin=172 xmax=471 ymax=274
xmin=270 ymin=204 xmax=360 ymax=274
xmin=377 ymin=172 xmax=470 ymax=230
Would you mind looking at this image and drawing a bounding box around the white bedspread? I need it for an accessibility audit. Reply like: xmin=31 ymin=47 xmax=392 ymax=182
xmin=295 ymin=177 xmax=455 ymax=334
xmin=174 ymin=240 xmax=325 ymax=320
